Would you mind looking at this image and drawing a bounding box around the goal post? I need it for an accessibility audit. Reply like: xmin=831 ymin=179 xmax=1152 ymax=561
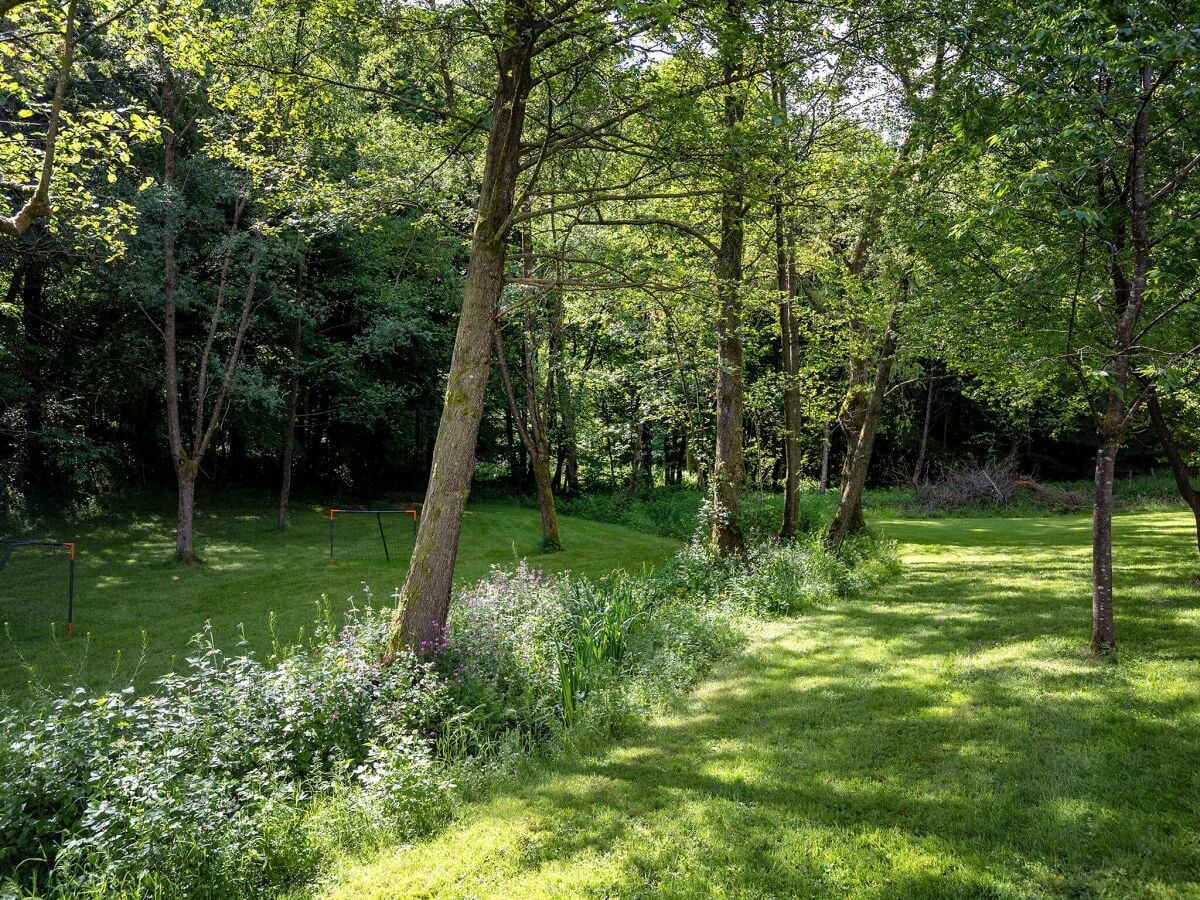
xmin=0 ymin=539 xmax=76 ymax=635
xmin=327 ymin=507 xmax=419 ymax=564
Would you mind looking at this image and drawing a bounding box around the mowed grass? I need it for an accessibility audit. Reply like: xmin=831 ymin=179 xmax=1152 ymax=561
xmin=320 ymin=511 xmax=1200 ymax=899
xmin=0 ymin=501 xmax=679 ymax=699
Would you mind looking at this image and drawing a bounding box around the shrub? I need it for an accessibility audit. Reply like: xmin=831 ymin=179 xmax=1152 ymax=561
xmin=658 ymin=531 xmax=900 ymax=617
xmin=0 ymin=601 xmax=450 ymax=898
xmin=438 ymin=561 xmax=570 ymax=750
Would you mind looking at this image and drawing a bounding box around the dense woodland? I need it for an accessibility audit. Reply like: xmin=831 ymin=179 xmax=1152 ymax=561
xmin=3 ymin=0 xmax=1199 ymax=654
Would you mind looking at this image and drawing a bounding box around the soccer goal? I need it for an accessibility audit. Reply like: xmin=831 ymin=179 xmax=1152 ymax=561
xmin=327 ymin=507 xmax=420 ymax=564
xmin=0 ymin=539 xmax=76 ymax=635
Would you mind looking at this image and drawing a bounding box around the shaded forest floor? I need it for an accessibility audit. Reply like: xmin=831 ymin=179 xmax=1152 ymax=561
xmin=0 ymin=501 xmax=679 ymax=697
xmin=319 ymin=511 xmax=1200 ymax=899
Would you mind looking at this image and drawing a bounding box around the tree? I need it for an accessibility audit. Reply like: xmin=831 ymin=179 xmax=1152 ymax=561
xmin=985 ymin=0 xmax=1200 ymax=650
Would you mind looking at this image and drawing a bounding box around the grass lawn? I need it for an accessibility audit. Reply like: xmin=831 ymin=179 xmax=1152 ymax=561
xmin=0 ymin=501 xmax=679 ymax=699
xmin=319 ymin=510 xmax=1200 ymax=899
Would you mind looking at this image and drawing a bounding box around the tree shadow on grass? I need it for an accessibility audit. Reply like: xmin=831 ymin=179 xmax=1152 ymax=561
xmin=345 ymin=511 xmax=1200 ymax=898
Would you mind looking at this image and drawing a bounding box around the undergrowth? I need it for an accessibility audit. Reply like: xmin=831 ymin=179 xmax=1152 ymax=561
xmin=0 ymin=513 xmax=898 ymax=899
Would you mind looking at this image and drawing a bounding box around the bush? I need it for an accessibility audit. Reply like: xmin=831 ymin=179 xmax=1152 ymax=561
xmin=0 ymin=602 xmax=450 ymax=898
xmin=439 ymin=561 xmax=571 ymax=750
xmin=659 ymin=530 xmax=900 ymax=617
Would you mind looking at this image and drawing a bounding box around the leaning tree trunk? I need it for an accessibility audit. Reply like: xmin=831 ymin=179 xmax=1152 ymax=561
xmin=828 ymin=300 xmax=902 ymax=551
xmin=835 ymin=331 xmax=871 ymax=533
xmin=388 ymin=33 xmax=533 ymax=659
xmin=278 ymin=313 xmax=302 ymax=530
xmin=831 ymin=134 xmax=913 ymax=528
xmin=1147 ymin=390 xmax=1200 ymax=554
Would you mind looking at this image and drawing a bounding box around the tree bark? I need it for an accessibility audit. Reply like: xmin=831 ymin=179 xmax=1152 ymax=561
xmin=828 ymin=299 xmax=902 ymax=551
xmin=388 ymin=22 xmax=533 ymax=658
xmin=278 ymin=313 xmax=302 ymax=531
xmin=1091 ymin=432 xmax=1118 ymax=651
xmin=175 ymin=464 xmax=198 ymax=559
xmin=1147 ymin=390 xmax=1200 ymax=553
xmin=711 ymin=22 xmax=747 ymax=558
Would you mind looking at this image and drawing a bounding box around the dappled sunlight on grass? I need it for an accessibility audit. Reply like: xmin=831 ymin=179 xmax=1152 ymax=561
xmin=321 ymin=510 xmax=1200 ymax=899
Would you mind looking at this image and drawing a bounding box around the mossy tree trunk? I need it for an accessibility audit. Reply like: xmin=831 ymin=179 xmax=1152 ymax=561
xmin=388 ymin=23 xmax=533 ymax=659
xmin=711 ymin=6 xmax=747 ymax=558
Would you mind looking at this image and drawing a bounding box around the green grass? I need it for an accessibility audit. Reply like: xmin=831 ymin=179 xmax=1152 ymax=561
xmin=0 ymin=501 xmax=679 ymax=699
xmin=318 ymin=510 xmax=1200 ymax=899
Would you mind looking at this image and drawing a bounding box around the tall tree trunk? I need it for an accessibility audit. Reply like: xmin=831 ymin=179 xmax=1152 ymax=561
xmin=622 ymin=412 xmax=644 ymax=503
xmin=388 ymin=28 xmax=533 ymax=658
xmin=819 ymin=422 xmax=831 ymax=491
xmin=769 ymin=50 xmax=803 ymax=540
xmin=504 ymin=404 xmax=521 ymax=480
xmin=1089 ymin=61 xmax=1154 ymax=653
xmin=278 ymin=313 xmax=302 ymax=530
xmin=518 ymin=235 xmax=562 ymax=550
xmin=1147 ymin=390 xmax=1200 ymax=553
xmin=160 ymin=71 xmax=195 ymax=562
xmin=711 ymin=21 xmax=747 ymax=558
xmin=1091 ymin=429 xmax=1119 ymax=651
xmin=912 ymin=372 xmax=935 ymax=486
xmin=159 ymin=69 xmax=259 ymax=562
xmin=776 ymin=200 xmax=802 ymax=540
xmin=828 ymin=299 xmax=902 ymax=551
xmin=640 ymin=419 xmax=654 ymax=489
